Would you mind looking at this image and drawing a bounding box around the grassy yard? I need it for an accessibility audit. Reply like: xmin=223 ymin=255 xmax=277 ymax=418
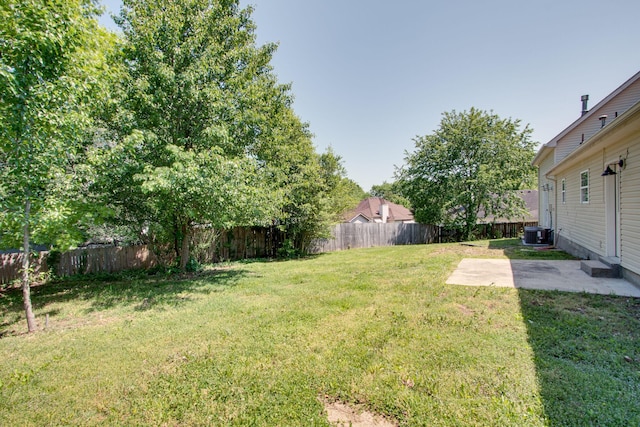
xmin=0 ymin=239 xmax=638 ymax=426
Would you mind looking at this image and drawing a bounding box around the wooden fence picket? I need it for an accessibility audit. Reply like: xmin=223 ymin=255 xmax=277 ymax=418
xmin=0 ymin=222 xmax=537 ymax=284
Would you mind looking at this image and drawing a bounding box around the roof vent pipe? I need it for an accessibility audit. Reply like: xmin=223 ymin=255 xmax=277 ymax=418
xmin=581 ymin=94 xmax=589 ymax=116
xmin=599 ymin=114 xmax=607 ymax=128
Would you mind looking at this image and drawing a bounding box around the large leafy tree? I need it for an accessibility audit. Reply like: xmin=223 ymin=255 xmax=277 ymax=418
xmin=0 ymin=0 xmax=107 ymax=332
xmin=96 ymin=0 xmax=304 ymax=269
xmin=397 ymin=108 xmax=536 ymax=240
xmin=251 ymin=108 xmax=331 ymax=252
xmin=369 ymin=181 xmax=412 ymax=208
xmin=319 ymin=147 xmax=366 ymax=221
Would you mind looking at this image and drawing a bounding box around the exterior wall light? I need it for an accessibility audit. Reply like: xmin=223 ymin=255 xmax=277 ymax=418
xmin=602 ymin=159 xmax=625 ymax=176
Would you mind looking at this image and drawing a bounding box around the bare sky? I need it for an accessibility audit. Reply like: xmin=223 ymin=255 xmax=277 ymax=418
xmin=99 ymin=0 xmax=640 ymax=190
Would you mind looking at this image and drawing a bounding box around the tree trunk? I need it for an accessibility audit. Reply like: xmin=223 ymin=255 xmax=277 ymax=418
xmin=179 ymin=222 xmax=191 ymax=271
xmin=22 ymin=198 xmax=37 ymax=333
xmin=173 ymin=217 xmax=180 ymax=261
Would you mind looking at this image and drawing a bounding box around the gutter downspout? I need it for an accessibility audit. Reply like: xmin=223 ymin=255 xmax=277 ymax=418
xmin=546 ymin=175 xmax=558 ymax=247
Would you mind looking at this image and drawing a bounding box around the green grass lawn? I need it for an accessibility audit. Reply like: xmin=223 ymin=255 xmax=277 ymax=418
xmin=0 ymin=239 xmax=638 ymax=426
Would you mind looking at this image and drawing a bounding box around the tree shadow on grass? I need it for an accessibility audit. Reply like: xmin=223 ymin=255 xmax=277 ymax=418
xmin=235 ymin=253 xmax=324 ymax=264
xmin=0 ymin=267 xmax=248 ymax=336
xmin=517 ymin=289 xmax=640 ymax=426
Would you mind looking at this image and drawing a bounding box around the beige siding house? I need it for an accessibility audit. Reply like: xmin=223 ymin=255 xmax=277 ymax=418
xmin=533 ymin=70 xmax=640 ymax=285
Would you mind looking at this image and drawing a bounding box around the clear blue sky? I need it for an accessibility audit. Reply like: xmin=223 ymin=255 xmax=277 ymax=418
xmin=98 ymin=0 xmax=640 ymax=191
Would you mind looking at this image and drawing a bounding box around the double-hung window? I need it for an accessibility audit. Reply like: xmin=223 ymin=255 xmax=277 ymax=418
xmin=580 ymin=171 xmax=589 ymax=203
xmin=561 ymin=179 xmax=566 ymax=204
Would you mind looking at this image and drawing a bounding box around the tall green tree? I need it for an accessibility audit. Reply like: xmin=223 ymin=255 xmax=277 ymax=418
xmin=0 ymin=0 xmax=106 ymax=332
xmin=397 ymin=108 xmax=536 ymax=240
xmin=369 ymin=181 xmax=412 ymax=208
xmin=251 ymin=108 xmax=330 ymax=252
xmin=97 ymin=0 xmax=297 ymax=269
xmin=319 ymin=147 xmax=366 ymax=221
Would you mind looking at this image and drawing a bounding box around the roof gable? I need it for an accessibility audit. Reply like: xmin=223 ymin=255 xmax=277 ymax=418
xmin=346 ymin=213 xmax=372 ymax=223
xmin=534 ymin=70 xmax=640 ymax=166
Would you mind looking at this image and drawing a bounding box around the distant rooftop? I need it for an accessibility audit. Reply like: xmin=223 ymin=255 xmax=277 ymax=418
xmin=343 ymin=197 xmax=414 ymax=223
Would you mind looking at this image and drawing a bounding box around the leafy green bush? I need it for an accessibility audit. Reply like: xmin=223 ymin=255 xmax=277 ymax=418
xmin=277 ymin=239 xmax=302 ymax=259
xmin=185 ymin=257 xmax=201 ymax=273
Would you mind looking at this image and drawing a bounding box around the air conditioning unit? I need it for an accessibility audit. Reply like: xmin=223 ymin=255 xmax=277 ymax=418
xmin=538 ymin=228 xmax=552 ymax=244
xmin=524 ymin=226 xmax=540 ymax=244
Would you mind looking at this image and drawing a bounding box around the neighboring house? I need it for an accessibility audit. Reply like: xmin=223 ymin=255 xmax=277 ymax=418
xmin=477 ymin=190 xmax=539 ymax=224
xmin=532 ymin=70 xmax=640 ymax=284
xmin=344 ymin=198 xmax=415 ymax=223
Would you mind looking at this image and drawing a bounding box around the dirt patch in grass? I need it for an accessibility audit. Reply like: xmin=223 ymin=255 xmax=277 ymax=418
xmin=323 ymin=399 xmax=398 ymax=427
xmin=456 ymin=303 xmax=474 ymax=316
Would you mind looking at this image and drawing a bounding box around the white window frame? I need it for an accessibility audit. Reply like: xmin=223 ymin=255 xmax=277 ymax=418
xmin=561 ymin=179 xmax=566 ymax=204
xmin=580 ymin=170 xmax=589 ymax=204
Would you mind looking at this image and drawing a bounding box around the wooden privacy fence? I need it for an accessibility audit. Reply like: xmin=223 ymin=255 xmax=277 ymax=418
xmin=309 ymin=223 xmax=438 ymax=253
xmin=54 ymin=246 xmax=158 ymax=276
xmin=190 ymin=227 xmax=282 ymax=263
xmin=0 ymin=246 xmax=158 ymax=285
xmin=1 ymin=222 xmax=536 ymax=284
xmin=0 ymin=252 xmax=49 ymax=285
xmin=0 ymin=229 xmax=280 ymax=285
xmin=474 ymin=221 xmax=538 ymax=239
xmin=437 ymin=221 xmax=539 ymax=243
xmin=310 ymin=221 xmax=536 ymax=252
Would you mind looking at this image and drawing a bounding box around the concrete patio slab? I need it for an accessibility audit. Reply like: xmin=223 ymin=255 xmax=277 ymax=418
xmin=446 ymin=259 xmax=640 ymax=298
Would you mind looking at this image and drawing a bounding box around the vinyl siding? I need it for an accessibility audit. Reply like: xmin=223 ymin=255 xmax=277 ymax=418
xmin=555 ymin=156 xmax=606 ymax=258
xmin=537 ymin=72 xmax=640 ymax=280
xmin=620 ymin=135 xmax=640 ymax=276
xmin=555 ymin=78 xmax=640 ymax=163
xmin=537 ymin=152 xmax=555 ymax=228
xmin=554 ymin=127 xmax=640 ymax=276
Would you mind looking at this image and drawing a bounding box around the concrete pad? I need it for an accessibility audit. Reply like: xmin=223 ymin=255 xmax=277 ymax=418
xmin=446 ymin=259 xmax=640 ymax=298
